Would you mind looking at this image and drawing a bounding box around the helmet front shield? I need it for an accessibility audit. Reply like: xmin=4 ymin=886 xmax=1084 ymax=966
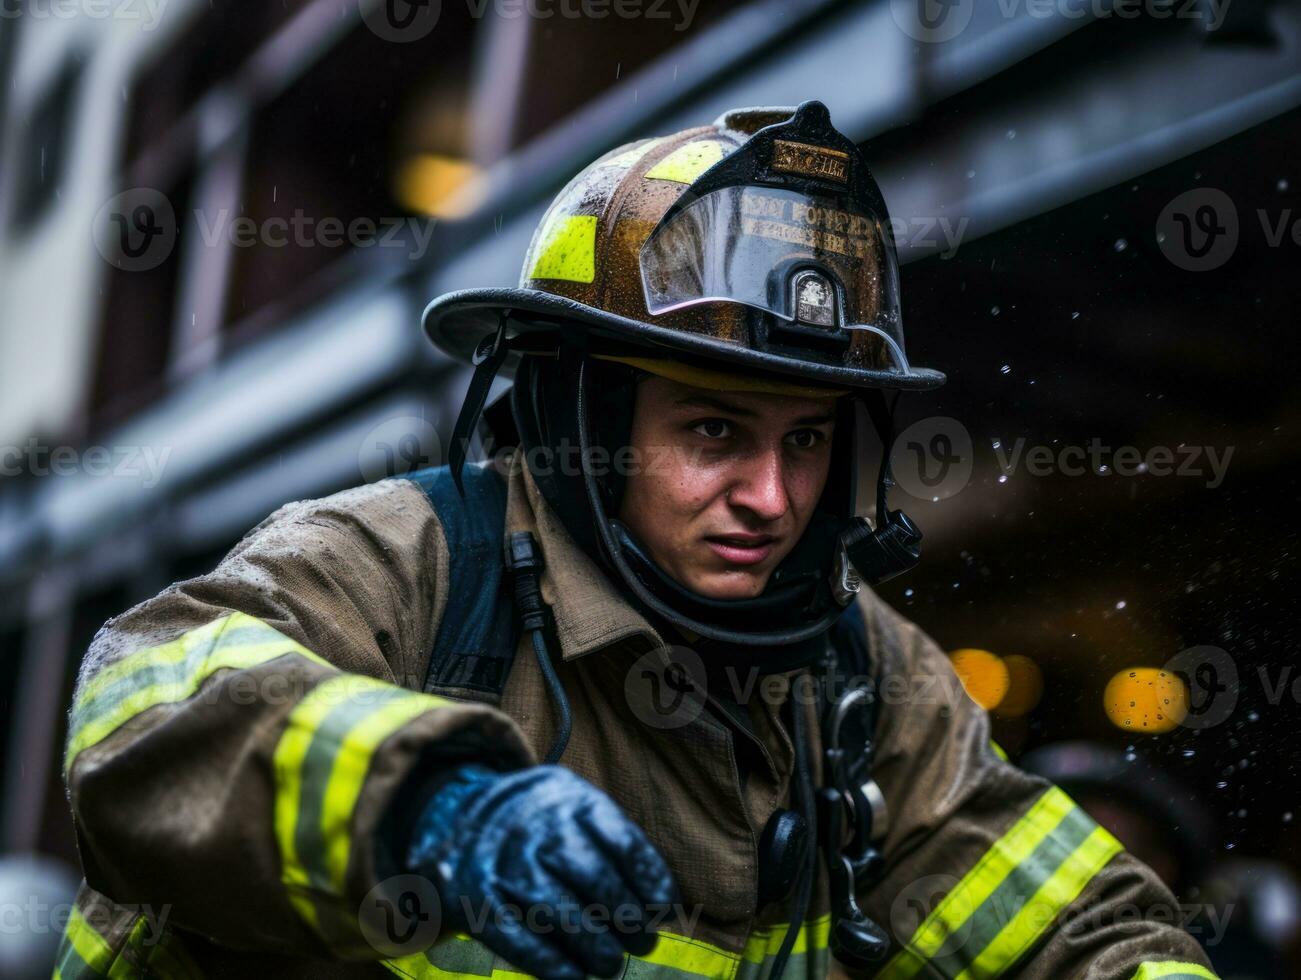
xmin=637 ymin=101 xmax=916 ymax=380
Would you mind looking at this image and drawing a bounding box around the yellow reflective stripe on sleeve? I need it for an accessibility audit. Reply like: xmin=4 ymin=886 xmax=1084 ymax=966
xmin=54 ymin=905 xmax=144 ymax=979
xmin=65 ymin=612 xmax=329 ymax=772
xmin=1130 ymin=963 xmax=1219 ymax=980
xmin=879 ymin=787 xmax=1121 ymax=980
xmin=274 ymin=674 xmax=450 ymax=940
xmin=66 ymin=905 xmax=116 ymax=974
xmin=956 ymin=826 xmax=1122 ymax=979
xmin=321 ymin=684 xmax=447 ymax=890
xmin=527 ymin=213 xmax=597 ymax=282
xmin=989 ymin=740 xmax=1008 ymax=761
xmin=644 ymin=140 xmax=726 ymax=184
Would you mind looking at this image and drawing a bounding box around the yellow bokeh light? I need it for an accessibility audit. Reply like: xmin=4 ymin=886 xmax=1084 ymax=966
xmin=1103 ymin=667 xmax=1189 ymax=734
xmin=949 ymin=649 xmax=1010 ymax=711
xmin=396 ymin=154 xmax=487 ymax=220
xmin=996 ymin=654 xmax=1044 ymax=718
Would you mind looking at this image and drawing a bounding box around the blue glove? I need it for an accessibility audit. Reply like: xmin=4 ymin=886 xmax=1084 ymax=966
xmin=406 ymin=764 xmax=678 ymax=980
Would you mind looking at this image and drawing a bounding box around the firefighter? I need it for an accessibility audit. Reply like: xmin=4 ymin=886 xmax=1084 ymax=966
xmin=54 ymin=102 xmax=1217 ymax=980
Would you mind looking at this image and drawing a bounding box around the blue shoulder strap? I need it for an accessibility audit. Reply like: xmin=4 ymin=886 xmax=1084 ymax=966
xmin=398 ymin=464 xmax=517 ymax=697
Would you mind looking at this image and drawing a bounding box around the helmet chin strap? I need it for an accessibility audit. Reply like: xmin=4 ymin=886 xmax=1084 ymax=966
xmin=841 ymin=389 xmax=925 ymax=586
xmin=448 ymin=312 xmax=512 ymax=496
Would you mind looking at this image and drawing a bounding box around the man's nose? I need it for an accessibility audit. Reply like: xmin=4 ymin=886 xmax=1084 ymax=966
xmin=726 ymin=449 xmax=790 ymax=523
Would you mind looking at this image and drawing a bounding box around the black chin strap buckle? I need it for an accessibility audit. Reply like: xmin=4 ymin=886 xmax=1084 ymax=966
xmin=841 ymin=509 xmax=923 ymax=586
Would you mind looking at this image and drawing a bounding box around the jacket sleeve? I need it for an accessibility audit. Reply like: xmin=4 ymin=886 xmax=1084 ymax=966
xmin=852 ymin=592 xmax=1217 ymax=980
xmin=62 ymin=478 xmax=536 ymax=961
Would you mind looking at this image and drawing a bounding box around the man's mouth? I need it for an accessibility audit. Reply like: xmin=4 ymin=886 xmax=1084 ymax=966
xmin=704 ymin=533 xmax=777 ymax=567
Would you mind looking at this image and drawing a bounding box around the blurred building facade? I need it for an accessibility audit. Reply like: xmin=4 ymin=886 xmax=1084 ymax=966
xmin=1 ymin=0 xmax=1298 ymax=940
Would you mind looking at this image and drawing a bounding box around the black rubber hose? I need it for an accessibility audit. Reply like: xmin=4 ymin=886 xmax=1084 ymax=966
xmin=769 ymin=688 xmax=818 ymax=980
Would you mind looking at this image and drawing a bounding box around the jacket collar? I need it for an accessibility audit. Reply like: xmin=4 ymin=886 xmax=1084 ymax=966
xmin=501 ymin=451 xmax=664 ymax=662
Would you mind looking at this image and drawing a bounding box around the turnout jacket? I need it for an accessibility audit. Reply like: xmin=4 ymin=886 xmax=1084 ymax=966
xmin=55 ymin=451 xmax=1216 ymax=980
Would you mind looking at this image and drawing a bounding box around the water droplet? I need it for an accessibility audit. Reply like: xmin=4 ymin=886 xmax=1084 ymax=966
xmin=1280 ymin=178 xmax=1290 ymax=192
xmin=966 ymin=169 xmax=976 ymax=179
xmin=1114 ymin=238 xmax=1128 ymax=252
xmin=1284 ymin=812 xmax=1293 ymax=823
xmin=1071 ymin=311 xmax=1080 ymax=319
xmin=904 ymin=588 xmax=914 ymax=597
xmin=1216 ymin=780 xmax=1228 ymax=789
xmin=998 ymin=475 xmax=1008 ymax=484
xmin=1115 ymin=600 xmax=1127 ymax=610
xmin=1000 ymin=364 xmax=1011 ymax=375
xmin=1006 ymin=129 xmax=1017 ymax=140
xmin=991 ymin=306 xmax=1001 ymax=316
xmin=1182 ymin=749 xmax=1196 ymax=758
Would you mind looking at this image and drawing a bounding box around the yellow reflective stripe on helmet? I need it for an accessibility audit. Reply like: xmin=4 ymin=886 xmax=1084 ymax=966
xmin=644 ymin=140 xmax=726 ymax=184
xmin=1129 ymin=963 xmax=1219 ymax=980
xmin=274 ymin=674 xmax=450 ymax=941
xmin=528 ymin=213 xmax=597 ymax=283
xmin=880 ymin=787 xmax=1121 ymax=980
xmin=65 ymin=612 xmax=329 ymax=772
xmin=380 ymin=916 xmax=831 ymax=980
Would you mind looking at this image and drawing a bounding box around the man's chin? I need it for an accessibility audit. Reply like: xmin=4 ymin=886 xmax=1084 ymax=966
xmin=687 ymin=567 xmax=771 ymax=601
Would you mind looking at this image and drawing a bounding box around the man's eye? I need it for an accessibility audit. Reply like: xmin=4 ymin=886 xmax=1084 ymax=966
xmin=691 ymin=419 xmax=732 ymax=439
xmin=786 ymin=429 xmax=824 ymax=449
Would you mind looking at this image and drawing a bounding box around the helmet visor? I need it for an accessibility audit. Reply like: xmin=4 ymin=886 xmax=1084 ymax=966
xmin=639 ymin=185 xmax=909 ymax=371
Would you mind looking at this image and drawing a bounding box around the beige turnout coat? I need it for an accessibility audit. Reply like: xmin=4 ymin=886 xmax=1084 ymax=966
xmin=53 ymin=452 xmax=1216 ymax=980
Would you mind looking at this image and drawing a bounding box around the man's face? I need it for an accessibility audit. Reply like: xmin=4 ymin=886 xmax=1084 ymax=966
xmin=616 ymin=376 xmax=837 ymax=600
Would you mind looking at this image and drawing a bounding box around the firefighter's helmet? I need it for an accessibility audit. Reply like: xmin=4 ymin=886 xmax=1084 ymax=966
xmin=424 ymin=100 xmax=943 ymax=392
xmin=423 ymin=101 xmax=945 ymax=647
